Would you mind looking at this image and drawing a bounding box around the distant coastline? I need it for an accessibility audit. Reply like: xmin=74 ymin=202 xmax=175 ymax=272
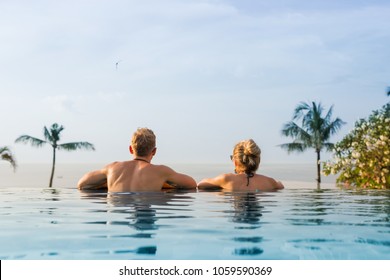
xmin=0 ymin=162 xmax=337 ymax=189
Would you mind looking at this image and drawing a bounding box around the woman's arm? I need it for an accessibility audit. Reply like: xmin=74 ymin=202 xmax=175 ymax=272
xmin=275 ymin=180 xmax=284 ymax=190
xmin=197 ymin=174 xmax=226 ymax=190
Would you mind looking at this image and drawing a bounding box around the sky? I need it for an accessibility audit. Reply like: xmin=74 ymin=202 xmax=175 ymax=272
xmin=0 ymin=0 xmax=389 ymax=166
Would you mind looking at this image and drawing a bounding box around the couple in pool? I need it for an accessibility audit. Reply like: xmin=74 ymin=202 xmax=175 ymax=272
xmin=78 ymin=128 xmax=284 ymax=192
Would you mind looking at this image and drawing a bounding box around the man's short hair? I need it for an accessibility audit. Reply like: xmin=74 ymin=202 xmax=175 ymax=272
xmin=131 ymin=128 xmax=156 ymax=156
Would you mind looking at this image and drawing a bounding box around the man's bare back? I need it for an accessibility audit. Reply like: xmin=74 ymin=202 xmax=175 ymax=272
xmin=77 ymin=128 xmax=196 ymax=192
xmin=78 ymin=160 xmax=196 ymax=192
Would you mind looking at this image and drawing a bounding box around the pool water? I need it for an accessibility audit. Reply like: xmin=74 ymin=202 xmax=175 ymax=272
xmin=0 ymin=186 xmax=389 ymax=260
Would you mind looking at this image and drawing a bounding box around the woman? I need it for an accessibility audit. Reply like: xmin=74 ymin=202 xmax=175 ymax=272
xmin=198 ymin=139 xmax=284 ymax=191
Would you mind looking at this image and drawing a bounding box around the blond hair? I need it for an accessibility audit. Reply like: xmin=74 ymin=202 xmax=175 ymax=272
xmin=232 ymin=139 xmax=261 ymax=174
xmin=131 ymin=128 xmax=156 ymax=156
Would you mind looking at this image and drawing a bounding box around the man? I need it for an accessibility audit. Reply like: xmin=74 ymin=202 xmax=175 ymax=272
xmin=78 ymin=128 xmax=197 ymax=192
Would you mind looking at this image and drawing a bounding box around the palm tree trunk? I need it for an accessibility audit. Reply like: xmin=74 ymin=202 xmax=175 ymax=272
xmin=49 ymin=147 xmax=56 ymax=188
xmin=316 ymin=150 xmax=321 ymax=183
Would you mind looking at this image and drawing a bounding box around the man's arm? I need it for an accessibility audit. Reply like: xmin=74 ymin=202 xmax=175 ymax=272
xmin=77 ymin=169 xmax=108 ymax=190
xmin=163 ymin=166 xmax=197 ymax=189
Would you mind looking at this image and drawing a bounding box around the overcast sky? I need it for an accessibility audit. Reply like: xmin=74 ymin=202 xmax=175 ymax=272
xmin=1 ymin=0 xmax=389 ymax=165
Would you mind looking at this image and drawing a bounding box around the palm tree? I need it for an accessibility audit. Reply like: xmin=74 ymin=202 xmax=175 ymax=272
xmin=279 ymin=101 xmax=345 ymax=183
xmin=15 ymin=123 xmax=95 ymax=187
xmin=0 ymin=146 xmax=16 ymax=170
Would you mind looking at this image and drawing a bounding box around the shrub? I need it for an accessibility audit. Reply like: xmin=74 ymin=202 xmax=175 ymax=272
xmin=323 ymin=103 xmax=390 ymax=189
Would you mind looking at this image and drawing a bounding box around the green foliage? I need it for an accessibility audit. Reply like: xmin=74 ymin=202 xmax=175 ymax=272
xmin=324 ymin=103 xmax=390 ymax=189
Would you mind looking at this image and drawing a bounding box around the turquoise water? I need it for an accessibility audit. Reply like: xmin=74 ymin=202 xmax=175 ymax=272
xmin=0 ymin=186 xmax=389 ymax=260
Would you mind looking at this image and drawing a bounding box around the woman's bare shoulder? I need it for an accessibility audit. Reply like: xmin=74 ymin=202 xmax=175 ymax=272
xmin=256 ymin=174 xmax=284 ymax=189
xmin=198 ymin=173 xmax=232 ymax=189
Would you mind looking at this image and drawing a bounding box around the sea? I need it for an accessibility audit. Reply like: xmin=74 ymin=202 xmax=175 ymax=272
xmin=0 ymin=162 xmax=337 ymax=189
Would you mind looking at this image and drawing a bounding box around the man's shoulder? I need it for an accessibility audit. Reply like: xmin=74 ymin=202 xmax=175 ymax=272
xmin=106 ymin=161 xmax=120 ymax=167
xmin=149 ymin=164 xmax=174 ymax=172
xmin=106 ymin=160 xmax=132 ymax=168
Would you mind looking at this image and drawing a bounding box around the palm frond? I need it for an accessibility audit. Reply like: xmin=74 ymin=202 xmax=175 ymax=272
xmin=281 ymin=121 xmax=301 ymax=137
xmin=58 ymin=142 xmax=95 ymax=151
xmin=322 ymin=143 xmax=335 ymax=152
xmin=279 ymin=142 xmax=307 ymax=153
xmin=322 ymin=117 xmax=346 ymax=140
xmin=305 ymin=102 xmax=324 ymax=133
xmin=1 ymin=153 xmax=17 ymax=169
xmin=0 ymin=146 xmax=17 ymax=170
xmin=293 ymin=102 xmax=310 ymax=121
xmin=44 ymin=126 xmax=54 ymax=143
xmin=323 ymin=105 xmax=334 ymax=123
xmin=281 ymin=122 xmax=312 ymax=144
xmin=15 ymin=135 xmax=47 ymax=147
xmin=50 ymin=123 xmax=64 ymax=142
xmin=0 ymin=146 xmax=9 ymax=154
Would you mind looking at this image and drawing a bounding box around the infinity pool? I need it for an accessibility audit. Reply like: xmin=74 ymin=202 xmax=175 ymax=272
xmin=0 ymin=186 xmax=389 ymax=260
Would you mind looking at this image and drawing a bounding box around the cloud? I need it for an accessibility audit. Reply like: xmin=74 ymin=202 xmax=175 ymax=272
xmin=42 ymin=95 xmax=79 ymax=113
xmin=1 ymin=0 xmax=390 ymax=164
xmin=2 ymin=0 xmax=389 ymax=96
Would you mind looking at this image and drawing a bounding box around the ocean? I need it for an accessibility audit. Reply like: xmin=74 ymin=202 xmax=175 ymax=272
xmin=0 ymin=162 xmax=337 ymax=189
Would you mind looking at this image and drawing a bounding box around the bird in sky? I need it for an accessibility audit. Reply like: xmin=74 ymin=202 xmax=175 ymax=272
xmin=115 ymin=60 xmax=122 ymax=70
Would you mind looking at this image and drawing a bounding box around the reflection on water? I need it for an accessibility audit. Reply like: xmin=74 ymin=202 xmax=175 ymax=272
xmin=0 ymin=186 xmax=389 ymax=260
xmin=79 ymin=190 xmax=196 ymax=257
xmin=282 ymin=189 xmax=390 ymax=259
xmin=223 ymin=192 xmax=266 ymax=257
xmin=229 ymin=192 xmax=264 ymax=224
xmin=93 ymin=246 xmax=158 ymax=256
xmin=106 ymin=192 xmax=167 ymax=231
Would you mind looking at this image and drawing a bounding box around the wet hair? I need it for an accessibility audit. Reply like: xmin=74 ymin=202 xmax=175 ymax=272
xmin=131 ymin=128 xmax=156 ymax=157
xmin=232 ymin=139 xmax=261 ymax=175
